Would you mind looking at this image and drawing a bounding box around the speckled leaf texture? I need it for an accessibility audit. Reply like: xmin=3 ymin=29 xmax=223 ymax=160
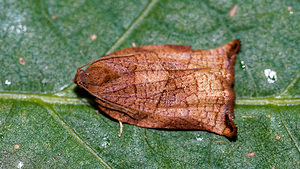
xmin=0 ymin=0 xmax=299 ymax=168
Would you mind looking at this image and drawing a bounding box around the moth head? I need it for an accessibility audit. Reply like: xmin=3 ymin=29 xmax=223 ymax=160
xmin=73 ymin=70 xmax=88 ymax=88
xmin=86 ymin=65 xmax=120 ymax=86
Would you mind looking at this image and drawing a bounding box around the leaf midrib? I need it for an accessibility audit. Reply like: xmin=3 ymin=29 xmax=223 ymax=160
xmin=0 ymin=91 xmax=299 ymax=106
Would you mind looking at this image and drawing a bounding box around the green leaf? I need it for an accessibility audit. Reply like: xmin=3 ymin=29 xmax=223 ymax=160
xmin=0 ymin=0 xmax=299 ymax=168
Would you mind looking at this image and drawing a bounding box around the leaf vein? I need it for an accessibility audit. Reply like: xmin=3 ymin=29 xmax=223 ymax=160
xmin=39 ymin=102 xmax=112 ymax=169
xmin=275 ymin=108 xmax=300 ymax=153
xmin=105 ymin=0 xmax=159 ymax=54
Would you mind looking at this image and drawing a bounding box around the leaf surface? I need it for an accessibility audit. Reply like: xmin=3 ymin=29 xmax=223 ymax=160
xmin=0 ymin=0 xmax=299 ymax=168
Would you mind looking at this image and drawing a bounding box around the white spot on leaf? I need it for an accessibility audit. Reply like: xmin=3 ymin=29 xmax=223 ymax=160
xmin=240 ymin=60 xmax=246 ymax=70
xmin=287 ymin=6 xmax=293 ymax=15
xmin=264 ymin=69 xmax=277 ymax=83
xmin=101 ymin=136 xmax=110 ymax=148
xmin=196 ymin=136 xmax=203 ymax=141
xmin=5 ymin=80 xmax=11 ymax=86
xmin=42 ymin=79 xmax=48 ymax=84
xmin=17 ymin=161 xmax=24 ymax=168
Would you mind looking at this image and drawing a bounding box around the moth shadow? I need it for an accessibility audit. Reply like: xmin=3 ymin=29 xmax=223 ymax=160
xmin=73 ymin=86 xmax=122 ymax=122
xmin=74 ymin=86 xmax=95 ymax=105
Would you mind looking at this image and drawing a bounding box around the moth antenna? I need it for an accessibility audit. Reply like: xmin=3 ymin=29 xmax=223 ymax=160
xmin=77 ymin=58 xmax=102 ymax=73
xmin=118 ymin=121 xmax=123 ymax=138
xmin=77 ymin=53 xmax=140 ymax=72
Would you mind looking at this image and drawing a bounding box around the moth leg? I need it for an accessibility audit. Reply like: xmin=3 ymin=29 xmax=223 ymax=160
xmin=118 ymin=121 xmax=123 ymax=138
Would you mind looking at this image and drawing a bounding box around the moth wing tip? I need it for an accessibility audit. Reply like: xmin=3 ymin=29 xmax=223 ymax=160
xmin=233 ymin=38 xmax=241 ymax=48
xmin=227 ymin=131 xmax=237 ymax=141
xmin=226 ymin=39 xmax=241 ymax=54
xmin=223 ymin=119 xmax=238 ymax=140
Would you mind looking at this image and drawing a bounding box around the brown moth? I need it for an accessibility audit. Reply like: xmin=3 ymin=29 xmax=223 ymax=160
xmin=74 ymin=40 xmax=241 ymax=139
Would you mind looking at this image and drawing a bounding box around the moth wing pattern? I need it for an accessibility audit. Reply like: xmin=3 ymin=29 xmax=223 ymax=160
xmin=95 ymin=69 xmax=236 ymax=137
xmin=75 ymin=40 xmax=240 ymax=138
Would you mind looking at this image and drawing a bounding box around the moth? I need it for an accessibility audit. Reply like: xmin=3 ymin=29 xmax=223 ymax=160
xmin=74 ymin=40 xmax=241 ymax=139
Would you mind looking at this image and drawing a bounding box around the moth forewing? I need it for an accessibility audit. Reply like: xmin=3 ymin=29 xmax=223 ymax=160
xmin=74 ymin=40 xmax=241 ymax=139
